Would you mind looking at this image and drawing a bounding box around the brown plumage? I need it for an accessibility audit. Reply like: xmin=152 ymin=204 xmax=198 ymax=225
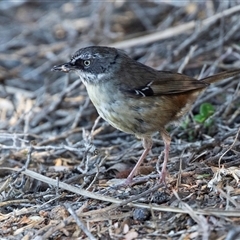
xmin=52 ymin=46 xmax=240 ymax=185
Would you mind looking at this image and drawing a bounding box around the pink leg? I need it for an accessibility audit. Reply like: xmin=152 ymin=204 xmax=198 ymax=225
xmin=125 ymin=137 xmax=153 ymax=185
xmin=159 ymin=130 xmax=171 ymax=183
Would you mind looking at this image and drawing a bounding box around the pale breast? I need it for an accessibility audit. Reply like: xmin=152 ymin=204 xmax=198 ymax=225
xmin=86 ymin=83 xmax=141 ymax=135
xmin=85 ymin=83 xmax=201 ymax=137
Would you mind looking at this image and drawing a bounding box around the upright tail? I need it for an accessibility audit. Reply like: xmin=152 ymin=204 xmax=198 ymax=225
xmin=200 ymin=69 xmax=240 ymax=84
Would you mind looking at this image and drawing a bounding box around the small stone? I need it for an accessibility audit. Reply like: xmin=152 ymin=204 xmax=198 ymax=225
xmin=133 ymin=208 xmax=151 ymax=221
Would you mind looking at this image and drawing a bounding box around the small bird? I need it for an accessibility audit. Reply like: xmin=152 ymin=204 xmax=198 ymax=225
xmin=52 ymin=46 xmax=240 ymax=185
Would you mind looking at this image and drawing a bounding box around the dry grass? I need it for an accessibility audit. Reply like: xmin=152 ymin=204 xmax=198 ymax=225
xmin=0 ymin=1 xmax=240 ymax=239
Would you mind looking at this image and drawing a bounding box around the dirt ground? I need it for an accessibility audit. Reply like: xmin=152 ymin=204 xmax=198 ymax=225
xmin=0 ymin=1 xmax=240 ymax=239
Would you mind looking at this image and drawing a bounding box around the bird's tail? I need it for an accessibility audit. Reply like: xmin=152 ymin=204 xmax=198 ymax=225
xmin=201 ymin=69 xmax=240 ymax=84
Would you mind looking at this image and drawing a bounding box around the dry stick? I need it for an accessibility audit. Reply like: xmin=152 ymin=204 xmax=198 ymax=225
xmin=129 ymin=2 xmax=154 ymax=30
xmin=173 ymin=190 xmax=210 ymax=240
xmin=228 ymin=107 xmax=240 ymax=125
xmin=32 ymin=78 xmax=82 ymax=126
xmin=110 ymin=5 xmax=240 ymax=49
xmin=182 ymin=202 xmax=209 ymax=240
xmin=157 ymin=8 xmax=184 ymax=31
xmin=198 ymin=64 xmax=208 ymax=80
xmin=83 ymin=116 xmax=106 ymax=186
xmin=225 ymin=227 xmax=240 ymax=240
xmin=1 ymin=167 xmax=239 ymax=218
xmin=194 ymin=79 xmax=237 ymax=107
xmin=24 ymin=145 xmax=33 ymax=169
xmin=23 ymin=60 xmax=54 ymax=81
xmin=207 ymin=47 xmax=233 ymax=76
xmin=82 ymin=212 xmax=131 ymax=223
xmin=0 ymin=199 xmax=30 ymax=207
xmin=22 ymin=168 xmax=119 ymax=203
xmin=86 ymin=154 xmax=108 ymax=191
xmin=178 ymin=45 xmax=197 ymax=73
xmin=11 ymin=168 xmax=240 ymax=217
xmin=0 ymin=132 xmax=39 ymax=139
xmin=0 ymin=85 xmax=35 ymax=98
xmin=176 ymin=151 xmax=184 ymax=189
xmin=195 ymin=17 xmax=240 ymax=60
xmin=0 ymin=144 xmax=83 ymax=152
xmin=41 ymin=201 xmax=89 ymax=239
xmin=71 ymin=97 xmax=90 ymax=129
xmin=215 ymin=186 xmax=239 ymax=209
xmin=0 ymin=177 xmax=12 ymax=194
xmin=174 ymin=21 xmax=214 ymax=57
xmin=224 ymin=80 xmax=240 ymax=123
xmin=31 ymin=115 xmax=76 ymax=135
xmin=218 ymin=127 xmax=240 ymax=168
xmin=90 ymin=116 xmax=102 ymax=138
xmin=64 ymin=203 xmax=97 ymax=240
xmin=37 ymin=127 xmax=83 ymax=146
xmin=79 ymin=128 xmax=97 ymax=174
xmin=16 ymin=43 xmax=65 ymax=82
xmin=178 ymin=12 xmax=240 ymax=58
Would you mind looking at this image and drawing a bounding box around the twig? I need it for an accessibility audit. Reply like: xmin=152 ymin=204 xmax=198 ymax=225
xmin=1 ymin=168 xmax=238 ymax=217
xmin=178 ymin=45 xmax=197 ymax=73
xmin=64 ymin=203 xmax=97 ymax=240
xmin=218 ymin=127 xmax=240 ymax=168
xmin=110 ymin=5 xmax=240 ymax=49
xmin=31 ymin=78 xmax=82 ymax=126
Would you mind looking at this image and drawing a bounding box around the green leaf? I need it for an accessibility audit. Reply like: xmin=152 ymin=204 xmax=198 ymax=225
xmin=194 ymin=103 xmax=215 ymax=124
xmin=199 ymin=103 xmax=214 ymax=118
xmin=194 ymin=114 xmax=205 ymax=123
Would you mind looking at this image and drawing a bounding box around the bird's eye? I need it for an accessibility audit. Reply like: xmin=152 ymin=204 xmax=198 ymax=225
xmin=83 ymin=60 xmax=91 ymax=67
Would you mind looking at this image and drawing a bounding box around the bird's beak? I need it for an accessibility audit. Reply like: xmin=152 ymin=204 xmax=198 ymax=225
xmin=51 ymin=62 xmax=75 ymax=73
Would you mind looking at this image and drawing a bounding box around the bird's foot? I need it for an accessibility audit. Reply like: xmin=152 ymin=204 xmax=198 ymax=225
xmin=158 ymin=170 xmax=167 ymax=185
xmin=108 ymin=174 xmax=159 ymax=189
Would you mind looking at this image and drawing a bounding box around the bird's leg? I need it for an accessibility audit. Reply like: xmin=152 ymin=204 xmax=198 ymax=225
xmin=159 ymin=130 xmax=171 ymax=183
xmin=125 ymin=137 xmax=153 ymax=185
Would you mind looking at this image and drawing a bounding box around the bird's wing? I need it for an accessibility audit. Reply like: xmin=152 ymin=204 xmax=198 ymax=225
xmin=119 ymin=69 xmax=208 ymax=97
